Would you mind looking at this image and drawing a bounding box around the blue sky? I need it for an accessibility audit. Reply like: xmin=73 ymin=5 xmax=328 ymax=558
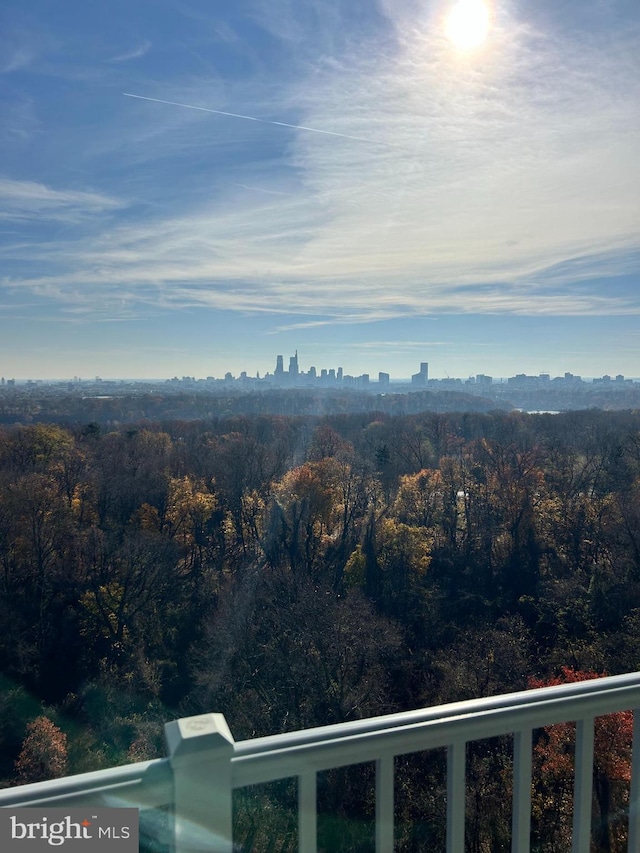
xmin=1 ymin=0 xmax=639 ymax=380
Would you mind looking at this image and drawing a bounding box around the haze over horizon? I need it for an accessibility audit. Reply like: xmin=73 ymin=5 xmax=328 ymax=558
xmin=1 ymin=0 xmax=639 ymax=380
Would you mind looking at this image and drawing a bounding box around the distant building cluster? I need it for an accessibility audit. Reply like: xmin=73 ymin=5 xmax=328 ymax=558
xmin=1 ymin=357 xmax=638 ymax=393
xmin=504 ymin=371 xmax=634 ymax=388
xmin=194 ymin=353 xmax=429 ymax=390
xmin=267 ymin=351 xmax=370 ymax=389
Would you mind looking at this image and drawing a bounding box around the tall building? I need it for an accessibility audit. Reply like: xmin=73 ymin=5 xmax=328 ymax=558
xmin=411 ymin=362 xmax=428 ymax=386
xmin=275 ymin=355 xmax=284 ymax=376
xmin=289 ymin=351 xmax=299 ymax=379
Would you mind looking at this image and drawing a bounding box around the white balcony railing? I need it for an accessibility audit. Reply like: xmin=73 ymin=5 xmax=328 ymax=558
xmin=2 ymin=672 xmax=640 ymax=852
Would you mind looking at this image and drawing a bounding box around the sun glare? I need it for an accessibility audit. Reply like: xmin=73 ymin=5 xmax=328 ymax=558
xmin=445 ymin=0 xmax=490 ymax=50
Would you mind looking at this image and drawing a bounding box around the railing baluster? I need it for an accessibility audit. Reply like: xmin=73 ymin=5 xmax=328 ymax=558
xmin=512 ymin=728 xmax=532 ymax=853
xmin=572 ymin=715 xmax=594 ymax=853
xmin=629 ymin=709 xmax=640 ymax=852
xmin=446 ymin=741 xmax=466 ymax=853
xmin=376 ymin=755 xmax=394 ymax=853
xmin=298 ymin=771 xmax=317 ymax=853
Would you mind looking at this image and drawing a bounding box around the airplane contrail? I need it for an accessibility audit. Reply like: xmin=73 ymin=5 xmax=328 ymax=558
xmin=122 ymin=92 xmax=380 ymax=144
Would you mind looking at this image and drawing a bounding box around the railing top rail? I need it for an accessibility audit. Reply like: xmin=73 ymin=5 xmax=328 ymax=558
xmin=3 ymin=672 xmax=640 ymax=810
xmin=0 ymin=756 xmax=171 ymax=808
xmin=233 ymin=671 xmax=640 ymax=759
xmin=231 ymin=677 xmax=640 ymax=788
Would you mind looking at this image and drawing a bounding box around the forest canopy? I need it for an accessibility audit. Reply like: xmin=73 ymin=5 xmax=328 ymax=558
xmin=1 ymin=408 xmax=639 ymax=850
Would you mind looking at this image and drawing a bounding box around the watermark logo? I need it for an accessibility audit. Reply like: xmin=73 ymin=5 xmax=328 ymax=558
xmin=0 ymin=808 xmax=138 ymax=851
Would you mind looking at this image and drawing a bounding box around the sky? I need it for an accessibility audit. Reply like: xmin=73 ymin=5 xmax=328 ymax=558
xmin=1 ymin=0 xmax=639 ymax=381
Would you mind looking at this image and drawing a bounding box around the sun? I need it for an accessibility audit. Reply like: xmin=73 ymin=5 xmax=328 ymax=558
xmin=445 ymin=0 xmax=491 ymax=51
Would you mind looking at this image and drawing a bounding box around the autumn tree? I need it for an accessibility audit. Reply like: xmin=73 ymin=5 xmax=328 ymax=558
xmin=14 ymin=716 xmax=68 ymax=784
xmin=265 ymin=460 xmax=344 ymax=575
xmin=163 ymin=475 xmax=218 ymax=572
xmin=529 ymin=668 xmax=633 ymax=853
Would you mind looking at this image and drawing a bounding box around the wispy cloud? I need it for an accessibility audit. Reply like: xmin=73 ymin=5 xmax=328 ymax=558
xmin=0 ymin=15 xmax=59 ymax=76
xmin=0 ymin=178 xmax=123 ymax=221
xmin=345 ymin=340 xmax=453 ymax=351
xmin=233 ymin=184 xmax=298 ymax=197
xmin=1 ymin=48 xmax=35 ymax=74
xmin=1 ymin=96 xmax=42 ymax=142
xmin=108 ymin=41 xmax=151 ymax=63
xmin=122 ymin=92 xmax=391 ymax=144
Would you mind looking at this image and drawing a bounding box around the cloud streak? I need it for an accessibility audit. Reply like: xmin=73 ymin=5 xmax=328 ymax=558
xmin=0 ymin=178 xmax=123 ymax=221
xmin=1 ymin=48 xmax=35 ymax=74
xmin=108 ymin=41 xmax=151 ymax=63
xmin=122 ymin=92 xmax=390 ymax=145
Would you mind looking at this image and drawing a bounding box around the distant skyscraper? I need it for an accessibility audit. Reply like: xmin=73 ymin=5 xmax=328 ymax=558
xmin=289 ymin=351 xmax=299 ymax=378
xmin=411 ymin=362 xmax=428 ymax=386
xmin=275 ymin=355 xmax=284 ymax=376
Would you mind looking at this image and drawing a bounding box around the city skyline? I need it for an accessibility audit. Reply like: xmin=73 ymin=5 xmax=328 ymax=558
xmin=1 ymin=1 xmax=639 ymax=379
xmin=2 ymin=350 xmax=638 ymax=385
